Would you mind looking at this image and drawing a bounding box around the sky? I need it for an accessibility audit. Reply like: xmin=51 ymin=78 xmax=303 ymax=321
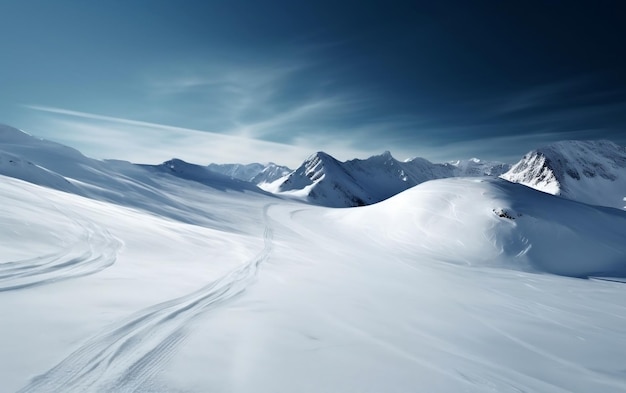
xmin=1 ymin=0 xmax=625 ymax=167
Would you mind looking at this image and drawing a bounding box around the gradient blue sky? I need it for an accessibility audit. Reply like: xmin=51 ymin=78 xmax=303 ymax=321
xmin=1 ymin=0 xmax=625 ymax=166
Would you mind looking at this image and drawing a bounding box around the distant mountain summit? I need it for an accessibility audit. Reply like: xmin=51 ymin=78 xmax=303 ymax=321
xmin=501 ymin=140 xmax=626 ymax=209
xmin=448 ymin=157 xmax=511 ymax=177
xmin=16 ymin=122 xmax=624 ymax=211
xmin=273 ymin=151 xmax=373 ymax=207
xmin=0 ymin=124 xmax=271 ymax=225
xmin=207 ymin=162 xmax=291 ymax=184
xmin=265 ymin=150 xmax=510 ymax=207
xmin=143 ymin=159 xmax=264 ymax=193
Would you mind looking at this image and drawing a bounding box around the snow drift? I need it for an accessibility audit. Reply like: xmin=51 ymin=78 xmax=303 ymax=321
xmin=333 ymin=177 xmax=626 ymax=278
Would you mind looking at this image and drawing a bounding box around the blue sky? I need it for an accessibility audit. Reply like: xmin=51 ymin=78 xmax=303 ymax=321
xmin=1 ymin=0 xmax=625 ymax=167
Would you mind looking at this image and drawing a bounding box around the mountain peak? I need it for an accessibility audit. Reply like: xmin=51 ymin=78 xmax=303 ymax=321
xmin=0 ymin=124 xmax=37 ymax=144
xmin=306 ymin=151 xmax=335 ymax=163
xmin=502 ymin=139 xmax=626 ymax=209
xmin=447 ymin=158 xmax=511 ymax=177
xmin=163 ymin=158 xmax=185 ymax=167
xmin=371 ymin=150 xmax=395 ymax=162
xmin=273 ymin=150 xmax=509 ymax=207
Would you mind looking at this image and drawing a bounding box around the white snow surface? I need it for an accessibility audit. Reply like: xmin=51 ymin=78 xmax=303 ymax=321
xmin=1 ymin=125 xmax=626 ymax=392
xmin=501 ymin=139 xmax=626 ymax=209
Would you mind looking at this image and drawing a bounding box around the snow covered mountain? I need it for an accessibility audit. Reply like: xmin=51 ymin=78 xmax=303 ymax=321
xmin=2 ymin=123 xmax=626 ymax=392
xmin=501 ymin=140 xmax=626 ymax=209
xmin=0 ymin=124 xmax=270 ymax=225
xmin=142 ymin=158 xmax=264 ymax=193
xmin=265 ymin=151 xmax=510 ymax=207
xmin=207 ymin=162 xmax=291 ymax=184
xmin=448 ymin=157 xmax=511 ymax=177
xmin=3 ymin=172 xmax=626 ymax=392
xmin=0 ymin=124 xmax=511 ymax=209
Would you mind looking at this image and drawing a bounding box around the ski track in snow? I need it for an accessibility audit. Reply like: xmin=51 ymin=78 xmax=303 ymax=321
xmin=0 ymin=210 xmax=121 ymax=292
xmin=465 ymin=305 xmax=626 ymax=392
xmin=17 ymin=204 xmax=275 ymax=393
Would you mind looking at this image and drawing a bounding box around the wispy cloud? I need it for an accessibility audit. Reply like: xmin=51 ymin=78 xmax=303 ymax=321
xmin=23 ymin=105 xmax=314 ymax=166
xmin=22 ymin=102 xmax=621 ymax=168
xmin=491 ymin=79 xmax=589 ymax=116
xmin=140 ymin=56 xmax=381 ymax=143
xmin=23 ymin=105 xmax=385 ymax=167
xmin=25 ymin=55 xmax=626 ymax=169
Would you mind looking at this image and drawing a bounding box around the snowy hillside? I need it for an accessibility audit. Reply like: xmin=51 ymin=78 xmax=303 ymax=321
xmin=2 ymin=173 xmax=626 ymax=392
xmin=143 ymin=158 xmax=264 ymax=193
xmin=501 ymin=140 xmax=626 ymax=209
xmin=207 ymin=162 xmax=291 ymax=184
xmin=337 ymin=177 xmax=626 ymax=277
xmin=2 ymin=124 xmax=626 ymax=392
xmin=0 ymin=125 xmax=271 ymax=225
xmin=266 ymin=150 xmax=509 ymax=207
xmin=0 ymin=124 xmax=512 ymax=210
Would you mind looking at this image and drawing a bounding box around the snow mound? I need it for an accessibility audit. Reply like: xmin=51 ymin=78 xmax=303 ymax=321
xmin=335 ymin=177 xmax=626 ymax=278
xmin=501 ymin=140 xmax=626 ymax=209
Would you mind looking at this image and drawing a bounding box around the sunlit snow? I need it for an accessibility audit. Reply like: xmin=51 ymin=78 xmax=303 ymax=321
xmin=1 ymin=125 xmax=626 ymax=393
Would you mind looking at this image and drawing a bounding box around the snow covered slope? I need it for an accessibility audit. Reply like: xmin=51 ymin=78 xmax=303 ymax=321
xmin=142 ymin=158 xmax=264 ymax=193
xmin=3 ymin=173 xmax=626 ymax=392
xmin=266 ymin=150 xmax=509 ymax=207
xmin=2 ymin=124 xmax=626 ymax=392
xmin=267 ymin=151 xmax=375 ymax=207
xmin=501 ymin=140 xmax=626 ymax=209
xmin=207 ymin=162 xmax=291 ymax=184
xmin=336 ymin=177 xmax=626 ymax=277
xmin=0 ymin=124 xmax=271 ymax=225
xmin=0 ymin=175 xmax=272 ymax=392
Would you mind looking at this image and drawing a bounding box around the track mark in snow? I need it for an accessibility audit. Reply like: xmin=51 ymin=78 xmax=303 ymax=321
xmin=466 ymin=306 xmax=626 ymax=391
xmin=18 ymin=204 xmax=274 ymax=393
xmin=0 ymin=217 xmax=121 ymax=292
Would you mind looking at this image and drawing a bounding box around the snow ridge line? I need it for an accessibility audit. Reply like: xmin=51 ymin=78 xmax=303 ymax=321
xmin=18 ymin=204 xmax=275 ymax=393
xmin=0 ymin=217 xmax=121 ymax=292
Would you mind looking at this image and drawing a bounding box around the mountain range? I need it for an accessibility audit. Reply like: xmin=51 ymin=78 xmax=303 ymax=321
xmin=263 ymin=151 xmax=511 ymax=207
xmin=207 ymin=162 xmax=292 ymax=184
xmin=2 ymin=122 xmax=626 ymax=392
xmin=1 ymin=124 xmax=624 ymax=210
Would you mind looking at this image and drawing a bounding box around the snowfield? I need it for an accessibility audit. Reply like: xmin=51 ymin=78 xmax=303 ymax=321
xmin=1 ymin=127 xmax=626 ymax=392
